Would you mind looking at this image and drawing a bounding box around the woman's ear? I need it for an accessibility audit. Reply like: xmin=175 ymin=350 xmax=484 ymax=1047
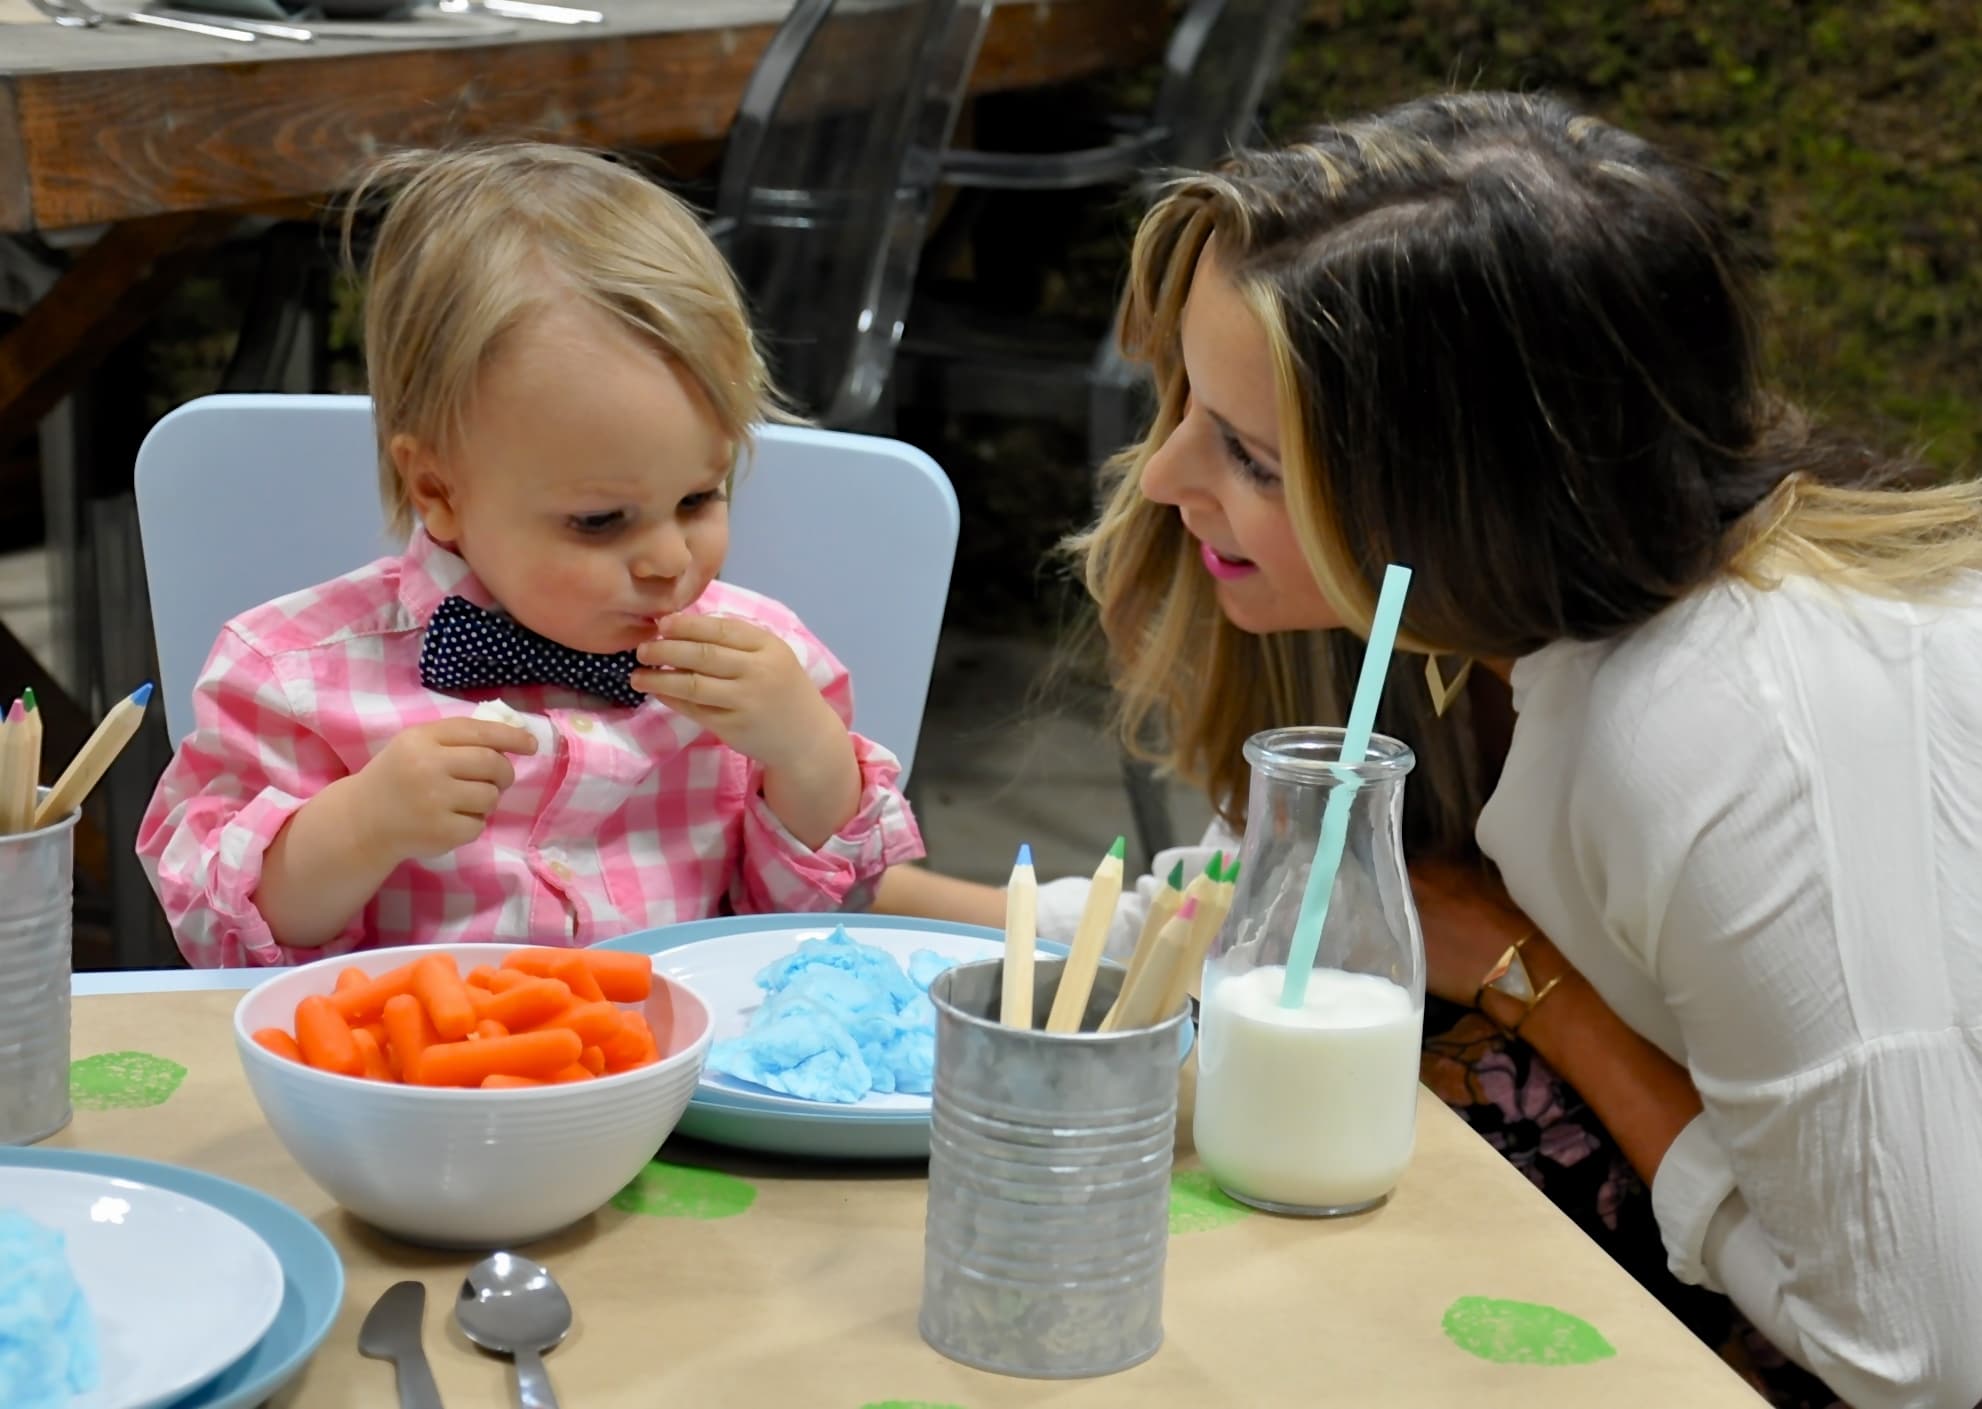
xmin=392 ymin=433 xmax=459 ymax=541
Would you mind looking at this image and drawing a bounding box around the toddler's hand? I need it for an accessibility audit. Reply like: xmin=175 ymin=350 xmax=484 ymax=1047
xmin=355 ymin=717 xmax=536 ymax=863
xmin=631 ymin=613 xmax=848 ymax=770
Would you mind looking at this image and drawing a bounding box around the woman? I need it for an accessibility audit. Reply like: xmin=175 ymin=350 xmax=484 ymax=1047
xmin=877 ymin=92 xmax=1982 ymax=1408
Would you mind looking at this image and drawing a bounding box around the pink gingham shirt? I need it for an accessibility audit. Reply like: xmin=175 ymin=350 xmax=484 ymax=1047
xmin=138 ymin=530 xmax=924 ymax=968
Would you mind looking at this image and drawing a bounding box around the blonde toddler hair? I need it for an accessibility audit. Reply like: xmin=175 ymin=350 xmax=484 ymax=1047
xmin=343 ymin=142 xmax=775 ymax=537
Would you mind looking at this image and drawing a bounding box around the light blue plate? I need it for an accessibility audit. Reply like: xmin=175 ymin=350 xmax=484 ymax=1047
xmin=0 ymin=1147 xmax=343 ymax=1409
xmin=600 ymin=915 xmax=1189 ymax=1161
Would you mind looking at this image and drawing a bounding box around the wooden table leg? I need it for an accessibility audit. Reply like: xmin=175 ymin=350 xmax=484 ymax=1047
xmin=0 ymin=212 xmax=237 ymax=465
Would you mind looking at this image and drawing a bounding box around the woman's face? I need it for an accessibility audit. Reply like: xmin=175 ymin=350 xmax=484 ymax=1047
xmin=1139 ymin=242 xmax=1343 ymax=636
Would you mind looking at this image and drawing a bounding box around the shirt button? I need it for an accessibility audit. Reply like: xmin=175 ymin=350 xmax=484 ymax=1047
xmin=548 ymin=860 xmax=574 ymax=882
xmin=570 ymin=714 xmax=595 ymax=734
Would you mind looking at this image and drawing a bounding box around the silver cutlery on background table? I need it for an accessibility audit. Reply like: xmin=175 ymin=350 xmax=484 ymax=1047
xmin=26 ymin=0 xmax=259 ymax=39
xmin=360 ymin=1280 xmax=448 ymax=1409
xmin=145 ymin=7 xmax=313 ymax=37
xmin=436 ymin=0 xmax=601 ymax=23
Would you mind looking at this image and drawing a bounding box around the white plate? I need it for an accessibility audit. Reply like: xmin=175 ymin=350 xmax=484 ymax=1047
xmin=0 ymin=1167 xmax=286 ymax=1409
xmin=654 ymin=922 xmax=999 ymax=1114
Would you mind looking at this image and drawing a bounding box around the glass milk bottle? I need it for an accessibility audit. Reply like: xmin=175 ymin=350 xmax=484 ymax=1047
xmin=1193 ymin=727 xmax=1424 ymax=1216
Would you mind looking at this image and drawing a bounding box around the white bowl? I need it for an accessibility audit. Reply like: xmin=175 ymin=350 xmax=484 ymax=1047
xmin=233 ymin=942 xmax=711 ymax=1248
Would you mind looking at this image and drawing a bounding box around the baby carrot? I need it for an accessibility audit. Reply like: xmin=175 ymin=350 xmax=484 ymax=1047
xmin=499 ymin=949 xmax=561 ymax=978
xmin=334 ymin=967 xmax=370 ymax=997
xmin=471 ymin=977 xmax=571 ymax=1032
xmin=574 ymin=949 xmax=653 ymax=1003
xmin=360 ymin=1019 xmax=389 ymax=1048
xmin=466 ymin=965 xmax=499 ymax=990
xmin=330 ymin=961 xmax=419 ymax=1023
xmin=505 ymin=949 xmax=605 ymax=1003
xmin=295 ymin=995 xmax=363 ymax=1077
xmin=474 ymin=1018 xmax=509 ymax=1041
xmin=488 ymin=967 xmax=535 ymax=994
xmin=600 ymin=1013 xmax=649 ymax=1072
xmin=546 ymin=1063 xmax=595 ymax=1084
xmin=538 ymin=1000 xmax=622 ymax=1048
xmin=351 ymin=1027 xmax=396 ymax=1083
xmin=551 ymin=953 xmax=606 ymax=1004
xmin=579 ymin=1045 xmax=606 ymax=1076
xmin=481 ymin=1074 xmax=546 ymax=1089
xmin=253 ymin=1028 xmax=305 ymax=1063
xmin=381 ymin=992 xmax=440 ymax=1080
xmin=411 ymin=1029 xmax=583 ymax=1087
xmin=413 ymin=955 xmax=476 ymax=1040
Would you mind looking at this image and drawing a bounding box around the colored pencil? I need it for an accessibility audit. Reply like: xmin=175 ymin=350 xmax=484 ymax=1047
xmin=15 ymin=689 xmax=42 ymax=829
xmin=0 ymin=697 xmax=28 ymax=833
xmin=34 ymin=682 xmax=153 ymax=829
xmin=1107 ymin=897 xmax=1199 ymax=1032
xmin=999 ymin=843 xmax=1038 ymax=1029
xmin=1102 ymin=854 xmax=1220 ymax=1032
xmin=1045 ymin=836 xmax=1126 ymax=1033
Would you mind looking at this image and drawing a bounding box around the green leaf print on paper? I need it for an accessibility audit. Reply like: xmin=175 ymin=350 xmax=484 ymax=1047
xmin=1168 ymin=1169 xmax=1252 ymax=1234
xmin=611 ymin=1160 xmax=757 ymax=1220
xmin=69 ymin=1052 xmax=187 ymax=1111
xmin=1441 ymin=1296 xmax=1617 ymax=1367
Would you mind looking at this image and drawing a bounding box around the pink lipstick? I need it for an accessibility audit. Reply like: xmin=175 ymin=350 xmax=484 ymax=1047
xmin=1199 ymin=541 xmax=1259 ymax=581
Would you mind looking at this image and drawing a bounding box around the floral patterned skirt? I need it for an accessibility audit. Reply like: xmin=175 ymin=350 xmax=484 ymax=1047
xmin=1420 ymin=998 xmax=1849 ymax=1408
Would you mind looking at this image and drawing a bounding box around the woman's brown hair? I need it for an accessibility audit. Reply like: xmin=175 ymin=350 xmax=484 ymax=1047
xmin=1078 ymin=91 xmax=1982 ymax=853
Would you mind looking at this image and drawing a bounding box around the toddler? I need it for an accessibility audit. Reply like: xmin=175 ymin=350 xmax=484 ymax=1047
xmin=139 ymin=143 xmax=924 ymax=967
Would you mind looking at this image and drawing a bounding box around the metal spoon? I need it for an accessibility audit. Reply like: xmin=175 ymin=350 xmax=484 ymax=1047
xmin=455 ymin=1252 xmax=572 ymax=1409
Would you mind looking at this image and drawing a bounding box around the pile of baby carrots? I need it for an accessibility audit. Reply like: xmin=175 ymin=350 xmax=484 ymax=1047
xmin=252 ymin=947 xmax=663 ymax=1089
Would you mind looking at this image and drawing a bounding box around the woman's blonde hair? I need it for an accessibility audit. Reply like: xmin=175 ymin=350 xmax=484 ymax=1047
xmin=343 ymin=142 xmax=775 ymax=536
xmin=1079 ymin=92 xmax=1982 ymax=852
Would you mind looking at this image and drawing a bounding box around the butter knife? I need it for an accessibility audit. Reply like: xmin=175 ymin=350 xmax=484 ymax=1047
xmin=146 ymin=7 xmax=313 ymax=37
xmin=359 ymin=1281 xmax=446 ymax=1409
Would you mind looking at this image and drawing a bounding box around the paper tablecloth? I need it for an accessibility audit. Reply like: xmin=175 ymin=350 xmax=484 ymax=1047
xmin=43 ymin=989 xmax=1765 ymax=1407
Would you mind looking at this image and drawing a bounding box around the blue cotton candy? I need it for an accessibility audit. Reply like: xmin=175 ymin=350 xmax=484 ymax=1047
xmin=706 ymin=929 xmax=956 ymax=1103
xmin=0 ymin=1209 xmax=100 ymax=1409
xmin=907 ymin=948 xmax=958 ymax=991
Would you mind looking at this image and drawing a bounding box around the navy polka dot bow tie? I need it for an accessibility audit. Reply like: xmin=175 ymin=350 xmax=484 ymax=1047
xmin=420 ymin=595 xmax=645 ymax=708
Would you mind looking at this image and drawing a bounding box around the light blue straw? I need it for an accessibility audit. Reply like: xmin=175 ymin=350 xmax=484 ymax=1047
xmin=1279 ymin=564 xmax=1414 ymax=1008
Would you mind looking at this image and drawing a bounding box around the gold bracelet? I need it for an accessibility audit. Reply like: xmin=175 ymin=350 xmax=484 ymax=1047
xmin=1472 ymin=930 xmax=1566 ymax=1041
xmin=1509 ymin=975 xmax=1565 ymax=1039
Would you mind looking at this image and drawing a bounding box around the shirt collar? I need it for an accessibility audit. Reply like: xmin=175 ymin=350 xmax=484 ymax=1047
xmin=397 ymin=525 xmax=497 ymax=626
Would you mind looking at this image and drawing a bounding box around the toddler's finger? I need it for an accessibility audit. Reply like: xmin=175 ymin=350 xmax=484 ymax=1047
xmin=436 ymin=718 xmax=538 ymax=755
xmin=445 ymin=746 xmax=518 ymax=791
xmin=652 ymin=612 xmax=763 ymax=650
xmin=631 ymin=669 xmax=742 ymax=711
xmin=635 ymin=637 xmax=748 ymax=676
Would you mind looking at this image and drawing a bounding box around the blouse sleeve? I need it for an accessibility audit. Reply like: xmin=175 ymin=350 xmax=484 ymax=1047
xmin=1565 ymin=664 xmax=1982 ymax=1409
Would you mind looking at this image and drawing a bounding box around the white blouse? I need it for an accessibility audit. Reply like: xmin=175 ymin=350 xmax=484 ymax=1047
xmin=1478 ymin=573 xmax=1982 ymax=1409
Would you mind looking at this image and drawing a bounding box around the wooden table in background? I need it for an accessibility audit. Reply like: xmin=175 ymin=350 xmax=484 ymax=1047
xmin=57 ymin=969 xmax=1768 ymax=1407
xmin=0 ymin=0 xmax=1162 ymax=445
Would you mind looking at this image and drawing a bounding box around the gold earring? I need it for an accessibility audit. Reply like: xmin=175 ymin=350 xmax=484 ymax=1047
xmin=1424 ymin=655 xmax=1473 ymax=717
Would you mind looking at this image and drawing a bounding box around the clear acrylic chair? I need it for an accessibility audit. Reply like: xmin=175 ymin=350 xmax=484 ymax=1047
xmin=710 ymin=0 xmax=993 ymax=428
xmin=896 ymin=0 xmax=1305 ymax=861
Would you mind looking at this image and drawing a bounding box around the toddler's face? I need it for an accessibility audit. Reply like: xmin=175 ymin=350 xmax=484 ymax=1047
xmin=399 ymin=298 xmax=732 ymax=655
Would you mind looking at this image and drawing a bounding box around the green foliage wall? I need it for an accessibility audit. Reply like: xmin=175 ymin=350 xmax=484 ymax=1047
xmin=1273 ymin=1 xmax=1980 ymax=469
